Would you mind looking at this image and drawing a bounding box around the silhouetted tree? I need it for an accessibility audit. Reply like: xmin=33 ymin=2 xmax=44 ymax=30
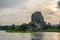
xmin=58 ymin=1 xmax=60 ymax=8
xmin=47 ymin=23 xmax=51 ymax=29
xmin=43 ymin=21 xmax=47 ymax=29
xmin=58 ymin=21 xmax=60 ymax=29
xmin=11 ymin=24 xmax=16 ymax=29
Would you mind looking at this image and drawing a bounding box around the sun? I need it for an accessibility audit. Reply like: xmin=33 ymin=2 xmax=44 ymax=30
xmin=52 ymin=8 xmax=57 ymax=12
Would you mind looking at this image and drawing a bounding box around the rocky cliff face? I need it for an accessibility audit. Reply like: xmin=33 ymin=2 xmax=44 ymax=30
xmin=31 ymin=11 xmax=44 ymax=31
xmin=31 ymin=11 xmax=44 ymax=24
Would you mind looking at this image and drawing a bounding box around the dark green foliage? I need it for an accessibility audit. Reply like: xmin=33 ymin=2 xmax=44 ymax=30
xmin=57 ymin=24 xmax=60 ymax=29
xmin=47 ymin=23 xmax=51 ymax=29
xmin=43 ymin=22 xmax=52 ymax=29
xmin=0 ymin=26 xmax=9 ymax=30
xmin=58 ymin=1 xmax=60 ymax=8
xmin=43 ymin=22 xmax=47 ymax=29
xmin=19 ymin=23 xmax=29 ymax=32
xmin=0 ymin=23 xmax=30 ymax=32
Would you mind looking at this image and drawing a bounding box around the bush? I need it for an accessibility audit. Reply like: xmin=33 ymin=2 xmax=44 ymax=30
xmin=19 ymin=23 xmax=29 ymax=32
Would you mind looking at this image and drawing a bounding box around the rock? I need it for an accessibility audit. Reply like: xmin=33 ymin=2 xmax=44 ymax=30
xmin=31 ymin=11 xmax=44 ymax=31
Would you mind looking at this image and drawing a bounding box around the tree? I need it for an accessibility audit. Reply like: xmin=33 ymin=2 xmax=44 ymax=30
xmin=11 ymin=24 xmax=16 ymax=29
xmin=58 ymin=1 xmax=60 ymax=8
xmin=19 ymin=23 xmax=29 ymax=32
xmin=47 ymin=23 xmax=51 ymax=29
xmin=43 ymin=21 xmax=47 ymax=29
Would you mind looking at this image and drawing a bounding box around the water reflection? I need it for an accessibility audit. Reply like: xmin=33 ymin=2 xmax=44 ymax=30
xmin=58 ymin=33 xmax=60 ymax=40
xmin=31 ymin=32 xmax=60 ymax=40
xmin=31 ymin=32 xmax=44 ymax=40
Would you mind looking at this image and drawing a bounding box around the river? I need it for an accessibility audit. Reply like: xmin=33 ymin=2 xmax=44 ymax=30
xmin=32 ymin=32 xmax=60 ymax=40
xmin=0 ymin=31 xmax=60 ymax=40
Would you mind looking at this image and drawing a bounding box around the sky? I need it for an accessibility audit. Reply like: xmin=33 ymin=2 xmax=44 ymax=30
xmin=0 ymin=0 xmax=60 ymax=25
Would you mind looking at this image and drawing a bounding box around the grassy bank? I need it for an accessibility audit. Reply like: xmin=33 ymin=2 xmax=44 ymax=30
xmin=6 ymin=29 xmax=60 ymax=33
xmin=6 ymin=29 xmax=33 ymax=33
xmin=41 ymin=29 xmax=60 ymax=32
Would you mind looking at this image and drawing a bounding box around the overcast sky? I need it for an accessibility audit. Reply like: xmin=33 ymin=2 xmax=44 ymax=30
xmin=0 ymin=0 xmax=60 ymax=25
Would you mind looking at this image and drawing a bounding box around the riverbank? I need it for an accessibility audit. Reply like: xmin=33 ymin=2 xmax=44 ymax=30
xmin=41 ymin=29 xmax=60 ymax=32
xmin=5 ymin=30 xmax=33 ymax=33
xmin=5 ymin=28 xmax=60 ymax=33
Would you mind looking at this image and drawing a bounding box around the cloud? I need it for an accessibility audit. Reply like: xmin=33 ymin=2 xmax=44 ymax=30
xmin=0 ymin=0 xmax=59 ymax=25
xmin=0 ymin=0 xmax=28 ymax=8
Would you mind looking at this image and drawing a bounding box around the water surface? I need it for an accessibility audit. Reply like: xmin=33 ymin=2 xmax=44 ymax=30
xmin=0 ymin=31 xmax=60 ymax=40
